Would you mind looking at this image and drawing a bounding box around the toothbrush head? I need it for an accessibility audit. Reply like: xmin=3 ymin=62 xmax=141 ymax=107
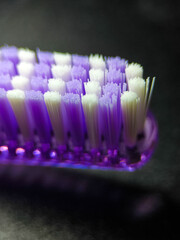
xmin=0 ymin=47 xmax=158 ymax=171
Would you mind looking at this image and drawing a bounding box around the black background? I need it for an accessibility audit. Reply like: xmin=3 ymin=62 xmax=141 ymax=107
xmin=0 ymin=0 xmax=180 ymax=239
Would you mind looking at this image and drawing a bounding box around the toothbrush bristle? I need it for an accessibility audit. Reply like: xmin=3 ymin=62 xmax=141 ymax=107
xmin=107 ymin=69 xmax=126 ymax=85
xmin=62 ymin=93 xmax=84 ymax=146
xmin=1 ymin=46 xmax=19 ymax=64
xmin=36 ymin=49 xmax=54 ymax=65
xmin=48 ymin=78 xmax=66 ymax=94
xmin=84 ymin=81 xmax=101 ymax=97
xmin=0 ymin=60 xmax=16 ymax=76
xmin=89 ymin=68 xmax=104 ymax=86
xmin=17 ymin=62 xmax=34 ymax=79
xmin=106 ymin=56 xmax=126 ymax=72
xmin=25 ymin=90 xmax=52 ymax=142
xmin=0 ymin=46 xmax=157 ymax=171
xmin=0 ymin=88 xmax=18 ymax=140
xmin=0 ymin=74 xmax=12 ymax=90
xmin=66 ymin=79 xmax=83 ymax=95
xmin=18 ymin=48 xmax=36 ymax=63
xmin=31 ymin=76 xmax=48 ymax=93
xmin=7 ymin=89 xmax=32 ymax=140
xmin=44 ymin=91 xmax=64 ymax=145
xmin=103 ymin=82 xmax=119 ymax=97
xmin=99 ymin=94 xmax=120 ymax=148
xmin=34 ymin=63 xmax=52 ymax=79
xmin=72 ymin=55 xmax=89 ymax=73
xmin=11 ymin=75 xmax=30 ymax=90
xmin=121 ymin=91 xmax=140 ymax=147
xmin=71 ymin=65 xmax=87 ymax=83
xmin=82 ymin=94 xmax=99 ymax=148
xmin=125 ymin=63 xmax=143 ymax=83
xmin=128 ymin=77 xmax=146 ymax=133
xmin=53 ymin=52 xmax=71 ymax=66
xmin=51 ymin=64 xmax=71 ymax=82
xmin=89 ymin=54 xmax=106 ymax=70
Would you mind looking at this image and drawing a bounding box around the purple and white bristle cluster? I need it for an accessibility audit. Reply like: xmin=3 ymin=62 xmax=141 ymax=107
xmin=0 ymin=46 xmax=157 ymax=170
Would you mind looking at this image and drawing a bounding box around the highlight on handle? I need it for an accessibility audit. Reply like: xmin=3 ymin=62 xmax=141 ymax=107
xmin=0 ymin=46 xmax=158 ymax=171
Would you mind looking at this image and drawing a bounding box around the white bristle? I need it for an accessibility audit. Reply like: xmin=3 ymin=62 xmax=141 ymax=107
xmin=89 ymin=68 xmax=104 ymax=86
xmin=125 ymin=63 xmax=143 ymax=83
xmin=44 ymin=91 xmax=65 ymax=144
xmin=84 ymin=81 xmax=101 ymax=97
xmin=89 ymin=54 xmax=106 ymax=70
xmin=54 ymin=52 xmax=71 ymax=65
xmin=51 ymin=65 xmax=71 ymax=82
xmin=11 ymin=76 xmax=30 ymax=90
xmin=121 ymin=91 xmax=140 ymax=147
xmin=18 ymin=48 xmax=36 ymax=63
xmin=146 ymin=77 xmax=156 ymax=111
xmin=17 ymin=62 xmax=34 ymax=79
xmin=145 ymin=77 xmax=150 ymax=106
xmin=48 ymin=78 xmax=66 ymax=95
xmin=7 ymin=89 xmax=31 ymax=139
xmin=128 ymin=77 xmax=146 ymax=133
xmin=82 ymin=94 xmax=99 ymax=148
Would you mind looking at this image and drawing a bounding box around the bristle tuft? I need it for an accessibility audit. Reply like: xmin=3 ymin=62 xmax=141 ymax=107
xmin=44 ymin=91 xmax=65 ymax=144
xmin=54 ymin=52 xmax=71 ymax=65
xmin=121 ymin=91 xmax=140 ymax=147
xmin=51 ymin=65 xmax=71 ymax=82
xmin=25 ymin=90 xmax=51 ymax=142
xmin=89 ymin=68 xmax=104 ymax=86
xmin=7 ymin=89 xmax=32 ymax=140
xmin=17 ymin=62 xmax=34 ymax=78
xmin=18 ymin=48 xmax=36 ymax=63
xmin=62 ymin=93 xmax=84 ymax=146
xmin=128 ymin=77 xmax=146 ymax=132
xmin=89 ymin=54 xmax=106 ymax=70
xmin=84 ymin=81 xmax=101 ymax=97
xmin=82 ymin=94 xmax=99 ymax=148
xmin=66 ymin=80 xmax=83 ymax=95
xmin=48 ymin=78 xmax=66 ymax=95
xmin=125 ymin=63 xmax=143 ymax=83
xmin=11 ymin=76 xmax=30 ymax=90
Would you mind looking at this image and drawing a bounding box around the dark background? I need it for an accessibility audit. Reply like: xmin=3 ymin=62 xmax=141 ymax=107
xmin=0 ymin=0 xmax=180 ymax=239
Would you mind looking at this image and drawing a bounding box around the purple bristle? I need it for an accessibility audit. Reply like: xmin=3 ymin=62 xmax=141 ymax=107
xmin=71 ymin=65 xmax=87 ymax=83
xmin=25 ymin=90 xmax=52 ymax=142
xmin=0 ymin=88 xmax=18 ymax=140
xmin=0 ymin=74 xmax=12 ymax=90
xmin=66 ymin=80 xmax=83 ymax=95
xmin=71 ymin=65 xmax=87 ymax=94
xmin=36 ymin=49 xmax=54 ymax=65
xmin=99 ymin=94 xmax=121 ymax=148
xmin=107 ymin=69 xmax=126 ymax=85
xmin=1 ymin=46 xmax=19 ymax=64
xmin=121 ymin=83 xmax=127 ymax=93
xmin=72 ymin=55 xmax=90 ymax=75
xmin=106 ymin=57 xmax=126 ymax=73
xmin=34 ymin=63 xmax=52 ymax=79
xmin=0 ymin=61 xmax=16 ymax=76
xmin=98 ymin=95 xmax=111 ymax=145
xmin=31 ymin=76 xmax=48 ymax=93
xmin=103 ymin=82 xmax=119 ymax=98
xmin=62 ymin=93 xmax=84 ymax=146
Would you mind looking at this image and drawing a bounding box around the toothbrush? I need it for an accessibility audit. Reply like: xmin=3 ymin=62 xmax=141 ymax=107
xmin=0 ymin=46 xmax=158 ymax=171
